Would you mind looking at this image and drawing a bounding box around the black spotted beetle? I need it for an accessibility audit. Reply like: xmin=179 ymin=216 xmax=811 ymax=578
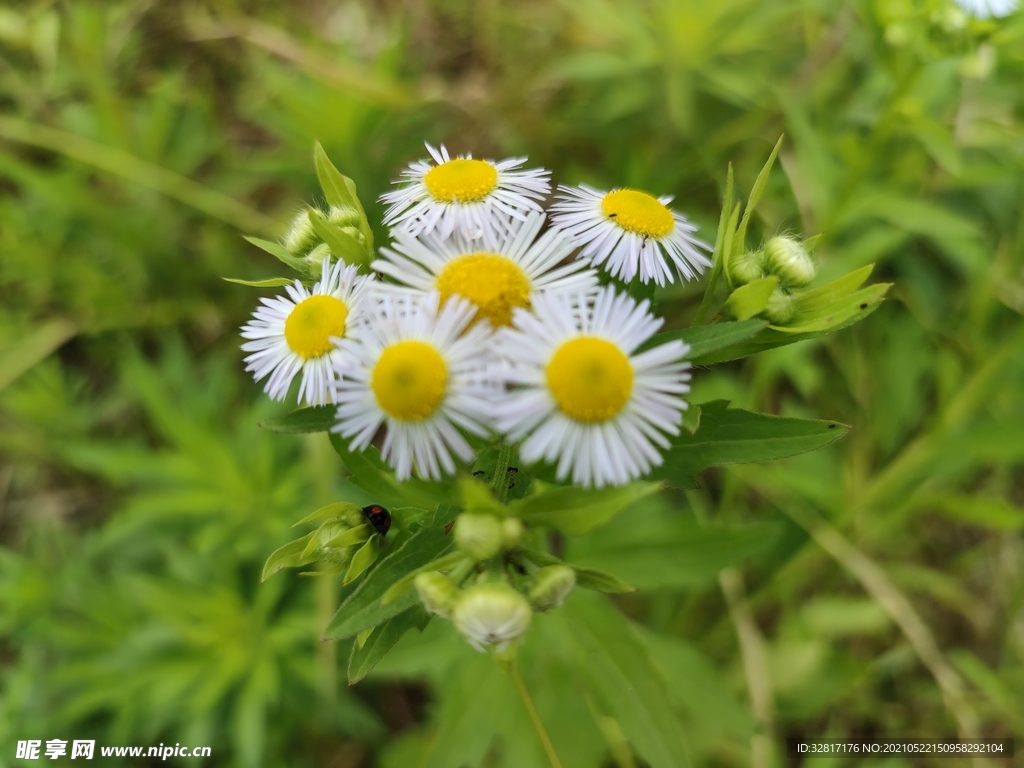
xmin=362 ymin=504 xmax=392 ymax=537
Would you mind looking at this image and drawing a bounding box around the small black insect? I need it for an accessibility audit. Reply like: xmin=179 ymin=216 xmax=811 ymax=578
xmin=362 ymin=504 xmax=392 ymax=537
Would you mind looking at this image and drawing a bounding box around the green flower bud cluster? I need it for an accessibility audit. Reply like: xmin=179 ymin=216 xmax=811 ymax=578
xmin=727 ymin=235 xmax=817 ymax=325
xmin=408 ymin=508 xmax=577 ymax=654
xmin=282 ymin=206 xmax=370 ymax=270
xmin=261 ymin=502 xmax=382 ymax=584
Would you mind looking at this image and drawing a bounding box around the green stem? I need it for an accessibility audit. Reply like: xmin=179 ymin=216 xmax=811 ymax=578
xmin=492 ymin=441 xmax=515 ymax=504
xmin=511 ymin=663 xmax=564 ymax=768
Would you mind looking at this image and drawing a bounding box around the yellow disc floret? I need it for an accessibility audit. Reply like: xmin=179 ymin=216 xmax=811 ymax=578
xmin=424 ymin=159 xmax=499 ymax=203
xmin=372 ymin=341 xmax=448 ymax=421
xmin=600 ymin=189 xmax=675 ymax=238
xmin=435 ymin=252 xmax=532 ymax=327
xmin=546 ymin=337 xmax=633 ymax=422
xmin=284 ymin=294 xmax=349 ymax=359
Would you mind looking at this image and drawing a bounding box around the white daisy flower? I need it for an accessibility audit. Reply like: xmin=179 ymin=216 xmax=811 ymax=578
xmin=381 ymin=143 xmax=550 ymax=240
xmin=550 ymin=184 xmax=711 ymax=286
xmin=241 ymin=258 xmax=372 ymax=406
xmin=954 ymin=0 xmax=1017 ymax=18
xmin=331 ymin=291 xmax=496 ymax=481
xmin=373 ymin=211 xmax=597 ymax=328
xmin=493 ymin=286 xmax=691 ymax=488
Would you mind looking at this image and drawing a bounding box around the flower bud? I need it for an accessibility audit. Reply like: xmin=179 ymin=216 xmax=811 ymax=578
xmin=729 ymin=249 xmax=765 ymax=286
xmin=453 ymin=582 xmax=532 ymax=652
xmin=303 ymin=242 xmax=331 ymax=269
xmin=501 ymin=517 xmax=524 ymax=550
xmin=414 ymin=571 xmax=461 ymax=619
xmin=328 ymin=206 xmax=363 ymax=228
xmin=455 ymin=513 xmax=504 ymax=561
xmin=764 ymin=236 xmax=815 ymax=287
xmin=763 ymin=285 xmax=796 ymax=324
xmin=283 ymin=209 xmax=319 ymax=255
xmin=528 ymin=565 xmax=576 ymax=611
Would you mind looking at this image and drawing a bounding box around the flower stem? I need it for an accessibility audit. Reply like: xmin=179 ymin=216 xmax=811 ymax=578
xmin=511 ymin=663 xmax=564 ymax=768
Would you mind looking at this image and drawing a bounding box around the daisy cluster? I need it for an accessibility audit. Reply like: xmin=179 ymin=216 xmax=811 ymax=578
xmin=241 ymin=144 xmax=711 ymax=488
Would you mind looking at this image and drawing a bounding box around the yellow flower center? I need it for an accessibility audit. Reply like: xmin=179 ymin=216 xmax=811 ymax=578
xmin=435 ymin=252 xmax=532 ymax=327
xmin=546 ymin=337 xmax=633 ymax=423
xmin=284 ymin=294 xmax=349 ymax=360
xmin=424 ymin=159 xmax=499 ymax=203
xmin=600 ymin=189 xmax=674 ymax=238
xmin=371 ymin=341 xmax=448 ymax=422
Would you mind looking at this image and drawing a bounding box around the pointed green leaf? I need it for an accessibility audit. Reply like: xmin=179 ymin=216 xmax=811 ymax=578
xmin=294 ymin=501 xmax=363 ymax=528
xmin=380 ymin=550 xmax=469 ymax=605
xmin=344 ymin=535 xmax=380 ymax=585
xmin=222 ymin=276 xmax=294 ymax=288
xmin=258 ymin=405 xmax=335 ymax=434
xmin=243 ymin=235 xmax=308 ymax=273
xmin=733 ymin=135 xmax=784 ymax=260
xmin=261 ymin=533 xmax=315 ymax=582
xmin=347 ymin=606 xmax=431 ymax=684
xmin=650 ymin=400 xmax=848 ymax=489
xmin=724 ymin=275 xmax=777 ymax=320
xmin=327 ymin=523 xmax=373 ymax=549
xmin=694 ymin=164 xmax=734 ymax=321
xmin=313 ymin=142 xmax=373 ymax=251
xmin=458 ymin=476 xmax=506 ymax=516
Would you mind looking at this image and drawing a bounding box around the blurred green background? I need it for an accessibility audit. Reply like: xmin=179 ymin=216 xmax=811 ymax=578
xmin=1 ymin=0 xmax=1023 ymax=766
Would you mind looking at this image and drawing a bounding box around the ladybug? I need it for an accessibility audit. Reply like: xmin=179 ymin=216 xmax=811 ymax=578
xmin=362 ymin=504 xmax=392 ymax=537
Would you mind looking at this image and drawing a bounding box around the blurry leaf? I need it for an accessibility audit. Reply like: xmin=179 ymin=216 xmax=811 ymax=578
xmin=344 ymin=535 xmax=380 ymax=584
xmin=800 ymin=597 xmax=891 ymax=637
xmin=458 ymin=476 xmax=506 ymax=516
xmin=222 ymin=276 xmax=295 ymax=287
xmin=261 ymin=534 xmax=315 ymax=582
xmin=258 ymin=405 xmax=334 ymax=433
xmin=508 ymin=482 xmax=662 ymax=536
xmin=633 ymin=626 xmax=753 ymax=743
xmin=682 ymin=404 xmax=701 ymax=434
xmin=568 ymin=511 xmax=784 ymax=589
xmin=639 ymin=319 xmax=766 ymax=358
xmin=294 ymin=501 xmax=362 ymax=527
xmin=651 ymin=401 xmax=848 ymax=489
xmin=327 ymin=524 xmax=372 ymax=549
xmin=552 ymin=594 xmax=691 ymax=768
xmin=324 ymin=506 xmax=458 ymax=640
xmin=571 ymin=565 xmax=636 ymax=594
xmin=0 ymin=317 xmax=77 ymax=393
xmin=724 ymin=276 xmax=777 ymax=320
xmin=913 ymin=493 xmax=1024 ymax=531
xmin=348 ymin=607 xmax=431 ymax=684
xmin=694 ymin=163 xmax=734 ymax=319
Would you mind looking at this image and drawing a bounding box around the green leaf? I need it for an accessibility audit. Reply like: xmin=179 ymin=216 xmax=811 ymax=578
xmin=243 ymin=235 xmax=308 ymax=273
xmin=222 ymin=276 xmax=294 ymax=288
xmin=769 ymin=283 xmax=889 ymax=334
xmin=294 ymin=501 xmax=363 ymax=528
xmin=0 ymin=317 xmax=78 ymax=393
xmin=693 ymin=164 xmax=734 ymax=321
xmin=568 ymin=507 xmax=784 ymax=589
xmin=344 ymin=535 xmax=380 ymax=584
xmin=638 ymin=319 xmax=767 ymax=359
xmin=314 ymin=141 xmax=373 ymax=251
xmin=329 ymin=433 xmax=453 ymax=508
xmin=913 ymin=493 xmax=1024 ymax=531
xmin=380 ymin=550 xmax=469 ymax=605
xmin=571 ymin=565 xmax=636 ymax=594
xmin=327 ymin=523 xmax=373 ymax=549
xmin=308 ymin=208 xmax=371 ymax=269
xmin=733 ymin=135 xmax=784 ymax=260
xmin=551 ymin=594 xmax=691 ymax=768
xmin=650 ymin=400 xmax=848 ymax=489
xmin=347 ymin=607 xmax=431 ymax=684
xmin=458 ymin=476 xmax=506 ymax=516
xmin=324 ymin=506 xmax=458 ymax=640
xmin=258 ymin=405 xmax=334 ymax=434
xmin=724 ymin=275 xmax=777 ymax=320
xmin=508 ymin=481 xmax=662 ymax=536
xmin=261 ymin=533 xmax=315 ymax=582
